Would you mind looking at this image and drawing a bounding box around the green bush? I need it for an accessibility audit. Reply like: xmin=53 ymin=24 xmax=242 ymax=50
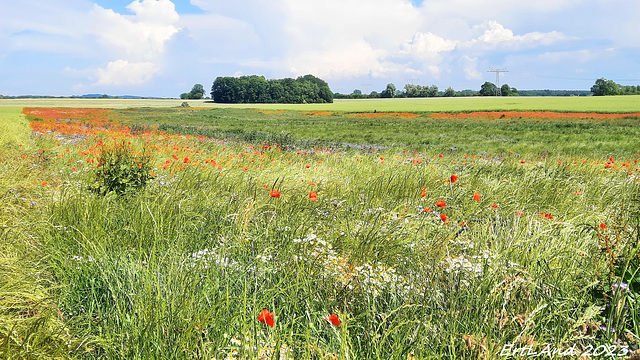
xmin=90 ymin=141 xmax=154 ymax=196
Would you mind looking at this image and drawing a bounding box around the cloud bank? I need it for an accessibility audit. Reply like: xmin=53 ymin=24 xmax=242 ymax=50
xmin=1 ymin=0 xmax=638 ymax=96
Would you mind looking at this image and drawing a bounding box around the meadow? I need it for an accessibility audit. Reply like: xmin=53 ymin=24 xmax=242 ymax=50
xmin=0 ymin=98 xmax=639 ymax=359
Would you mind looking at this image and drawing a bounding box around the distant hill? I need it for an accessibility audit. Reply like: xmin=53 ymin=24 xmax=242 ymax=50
xmin=71 ymin=94 xmax=166 ymax=99
xmin=0 ymin=94 xmax=170 ymax=99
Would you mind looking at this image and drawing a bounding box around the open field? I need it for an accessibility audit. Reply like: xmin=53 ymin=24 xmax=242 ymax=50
xmin=4 ymin=94 xmax=640 ymax=112
xmin=0 ymin=104 xmax=639 ymax=359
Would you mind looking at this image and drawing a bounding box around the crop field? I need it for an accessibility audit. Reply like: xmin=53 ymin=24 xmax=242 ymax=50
xmin=0 ymin=99 xmax=639 ymax=359
xmin=3 ymin=94 xmax=640 ymax=112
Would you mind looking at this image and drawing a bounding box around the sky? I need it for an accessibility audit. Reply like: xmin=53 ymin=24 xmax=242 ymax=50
xmin=1 ymin=0 xmax=639 ymax=97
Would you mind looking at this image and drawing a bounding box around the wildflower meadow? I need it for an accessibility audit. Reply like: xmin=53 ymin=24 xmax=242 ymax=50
xmin=0 ymin=101 xmax=639 ymax=359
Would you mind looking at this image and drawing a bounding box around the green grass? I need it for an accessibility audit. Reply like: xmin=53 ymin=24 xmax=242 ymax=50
xmin=0 ymin=107 xmax=73 ymax=359
xmin=2 ymin=105 xmax=640 ymax=359
xmin=4 ymin=94 xmax=640 ymax=112
xmin=119 ymin=107 xmax=640 ymax=156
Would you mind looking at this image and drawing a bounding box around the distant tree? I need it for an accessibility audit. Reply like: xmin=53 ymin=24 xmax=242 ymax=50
xmin=500 ymin=84 xmax=519 ymax=96
xmin=479 ymin=82 xmax=498 ymax=96
xmin=369 ymin=91 xmax=379 ymax=97
xmin=381 ymin=83 xmax=396 ymax=98
xmin=182 ymin=84 xmax=204 ymax=99
xmin=591 ymin=78 xmax=620 ymax=96
xmin=404 ymin=84 xmax=418 ymax=97
xmin=426 ymin=85 xmax=439 ymax=97
xmin=352 ymin=89 xmax=362 ymax=95
xmin=443 ymin=87 xmax=456 ymax=97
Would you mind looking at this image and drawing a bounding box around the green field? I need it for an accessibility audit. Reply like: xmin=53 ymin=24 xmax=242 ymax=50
xmin=118 ymin=107 xmax=640 ymax=156
xmin=1 ymin=102 xmax=639 ymax=359
xmin=4 ymin=94 xmax=640 ymax=112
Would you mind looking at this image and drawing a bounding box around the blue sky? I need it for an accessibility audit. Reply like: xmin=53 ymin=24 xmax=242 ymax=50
xmin=1 ymin=0 xmax=639 ymax=97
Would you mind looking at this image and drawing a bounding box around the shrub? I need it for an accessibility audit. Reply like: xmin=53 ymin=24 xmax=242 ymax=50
xmin=90 ymin=141 xmax=154 ymax=196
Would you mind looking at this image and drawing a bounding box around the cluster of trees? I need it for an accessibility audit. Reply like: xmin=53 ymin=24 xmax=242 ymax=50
xmin=180 ymin=84 xmax=205 ymax=99
xmin=335 ymin=82 xmax=516 ymax=99
xmin=403 ymin=84 xmax=442 ymax=97
xmin=478 ymin=82 xmax=519 ymax=96
xmin=518 ymin=89 xmax=591 ymax=96
xmin=210 ymin=75 xmax=333 ymax=104
xmin=591 ymin=78 xmax=640 ymax=96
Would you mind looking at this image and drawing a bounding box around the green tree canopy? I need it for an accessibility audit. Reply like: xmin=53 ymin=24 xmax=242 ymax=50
xmin=443 ymin=86 xmax=456 ymax=97
xmin=381 ymin=83 xmax=396 ymax=98
xmin=181 ymin=84 xmax=205 ymax=99
xmin=479 ymin=82 xmax=498 ymax=96
xmin=210 ymin=75 xmax=332 ymax=104
xmin=500 ymin=84 xmax=519 ymax=96
xmin=591 ymin=78 xmax=621 ymax=96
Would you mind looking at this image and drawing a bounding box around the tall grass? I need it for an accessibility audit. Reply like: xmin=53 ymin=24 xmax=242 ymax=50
xmin=0 ymin=107 xmax=73 ymax=359
xmin=1 ymin=106 xmax=639 ymax=358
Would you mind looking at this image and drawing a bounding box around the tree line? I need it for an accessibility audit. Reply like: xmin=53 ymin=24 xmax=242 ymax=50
xmin=334 ymin=82 xmax=520 ymax=99
xmin=210 ymin=75 xmax=333 ymax=104
xmin=591 ymin=78 xmax=640 ymax=96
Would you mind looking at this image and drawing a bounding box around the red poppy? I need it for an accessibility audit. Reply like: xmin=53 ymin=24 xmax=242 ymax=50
xmin=473 ymin=192 xmax=481 ymax=202
xmin=541 ymin=213 xmax=553 ymax=220
xmin=270 ymin=190 xmax=280 ymax=198
xmin=515 ymin=210 xmax=524 ymax=217
xmin=436 ymin=200 xmax=446 ymax=208
xmin=309 ymin=191 xmax=318 ymax=202
xmin=420 ymin=191 xmax=427 ymax=198
xmin=422 ymin=207 xmax=433 ymax=213
xmin=440 ymin=213 xmax=449 ymax=224
xmin=600 ymin=223 xmax=607 ymax=230
xmin=450 ymin=175 xmax=459 ymax=183
xmin=491 ymin=203 xmax=498 ymax=209
xmin=325 ymin=313 xmax=341 ymax=326
xmin=574 ymin=191 xmax=583 ymax=195
xmin=258 ymin=309 xmax=275 ymax=327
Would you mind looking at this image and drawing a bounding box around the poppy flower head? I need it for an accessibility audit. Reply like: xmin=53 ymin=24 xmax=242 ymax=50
xmin=450 ymin=175 xmax=459 ymax=183
xmin=436 ymin=200 xmax=446 ymax=208
xmin=258 ymin=308 xmax=275 ymax=327
xmin=473 ymin=192 xmax=481 ymax=202
xmin=422 ymin=207 xmax=433 ymax=213
xmin=491 ymin=203 xmax=498 ymax=209
xmin=270 ymin=190 xmax=280 ymax=198
xmin=440 ymin=213 xmax=449 ymax=224
xmin=309 ymin=191 xmax=318 ymax=202
xmin=325 ymin=313 xmax=341 ymax=326
xmin=600 ymin=223 xmax=608 ymax=230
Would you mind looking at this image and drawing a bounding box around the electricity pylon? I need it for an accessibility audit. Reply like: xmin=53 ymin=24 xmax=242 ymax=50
xmin=488 ymin=68 xmax=508 ymax=96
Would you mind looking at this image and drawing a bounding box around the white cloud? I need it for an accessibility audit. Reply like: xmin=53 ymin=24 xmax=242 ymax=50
xmin=93 ymin=60 xmax=160 ymax=86
xmin=399 ymin=32 xmax=457 ymax=60
xmin=462 ymin=56 xmax=482 ymax=80
xmin=272 ymin=0 xmax=423 ymax=78
xmin=91 ymin=0 xmax=179 ymax=61
xmin=285 ymin=41 xmax=389 ymax=79
xmin=86 ymin=0 xmax=180 ymax=86
xmin=467 ymin=21 xmax=567 ymax=49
